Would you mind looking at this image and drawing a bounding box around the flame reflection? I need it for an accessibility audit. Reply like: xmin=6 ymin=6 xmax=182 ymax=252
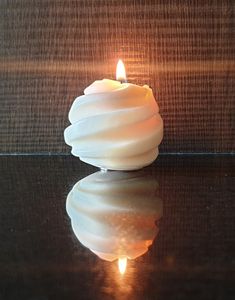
xmin=118 ymin=257 xmax=127 ymax=275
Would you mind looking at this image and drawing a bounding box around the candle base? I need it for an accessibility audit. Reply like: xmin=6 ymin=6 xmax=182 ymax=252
xmin=79 ymin=148 xmax=159 ymax=171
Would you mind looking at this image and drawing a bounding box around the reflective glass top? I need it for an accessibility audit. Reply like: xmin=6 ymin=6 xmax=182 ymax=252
xmin=0 ymin=155 xmax=234 ymax=300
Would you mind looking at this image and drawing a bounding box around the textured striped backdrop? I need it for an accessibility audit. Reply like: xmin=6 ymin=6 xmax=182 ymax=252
xmin=0 ymin=0 xmax=234 ymax=153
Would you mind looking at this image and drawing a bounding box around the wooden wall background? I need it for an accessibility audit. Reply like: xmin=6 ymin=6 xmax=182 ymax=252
xmin=0 ymin=0 xmax=234 ymax=154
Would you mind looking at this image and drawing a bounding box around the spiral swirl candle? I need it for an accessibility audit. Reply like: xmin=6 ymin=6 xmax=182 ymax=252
xmin=64 ymin=60 xmax=163 ymax=170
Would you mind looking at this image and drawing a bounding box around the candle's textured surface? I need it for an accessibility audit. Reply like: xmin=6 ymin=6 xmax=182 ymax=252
xmin=66 ymin=170 xmax=162 ymax=261
xmin=64 ymin=79 xmax=163 ymax=170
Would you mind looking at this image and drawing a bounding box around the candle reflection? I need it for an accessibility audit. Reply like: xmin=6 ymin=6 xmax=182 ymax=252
xmin=66 ymin=169 xmax=163 ymax=271
xmin=118 ymin=256 xmax=127 ymax=275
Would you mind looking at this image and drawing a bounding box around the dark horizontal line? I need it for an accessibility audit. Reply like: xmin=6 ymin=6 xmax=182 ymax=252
xmin=0 ymin=153 xmax=233 ymax=157
xmin=159 ymin=153 xmax=235 ymax=156
xmin=0 ymin=153 xmax=71 ymax=156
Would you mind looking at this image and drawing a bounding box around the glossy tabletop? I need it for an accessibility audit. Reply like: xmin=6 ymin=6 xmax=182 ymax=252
xmin=0 ymin=155 xmax=234 ymax=300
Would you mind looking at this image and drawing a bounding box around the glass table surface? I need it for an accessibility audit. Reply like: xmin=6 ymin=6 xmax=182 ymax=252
xmin=0 ymin=155 xmax=234 ymax=300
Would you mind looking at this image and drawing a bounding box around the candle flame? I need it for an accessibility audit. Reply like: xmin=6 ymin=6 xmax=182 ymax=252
xmin=116 ymin=59 xmax=127 ymax=82
xmin=118 ymin=257 xmax=127 ymax=275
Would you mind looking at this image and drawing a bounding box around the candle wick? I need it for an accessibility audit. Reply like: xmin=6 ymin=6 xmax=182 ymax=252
xmin=119 ymin=78 xmax=128 ymax=84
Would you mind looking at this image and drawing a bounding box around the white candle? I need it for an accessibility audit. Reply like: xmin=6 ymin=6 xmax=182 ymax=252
xmin=66 ymin=170 xmax=163 ymax=264
xmin=64 ymin=60 xmax=163 ymax=170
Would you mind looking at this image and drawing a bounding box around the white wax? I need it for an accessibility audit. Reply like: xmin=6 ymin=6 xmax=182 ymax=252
xmin=64 ymin=79 xmax=163 ymax=170
xmin=66 ymin=170 xmax=163 ymax=261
